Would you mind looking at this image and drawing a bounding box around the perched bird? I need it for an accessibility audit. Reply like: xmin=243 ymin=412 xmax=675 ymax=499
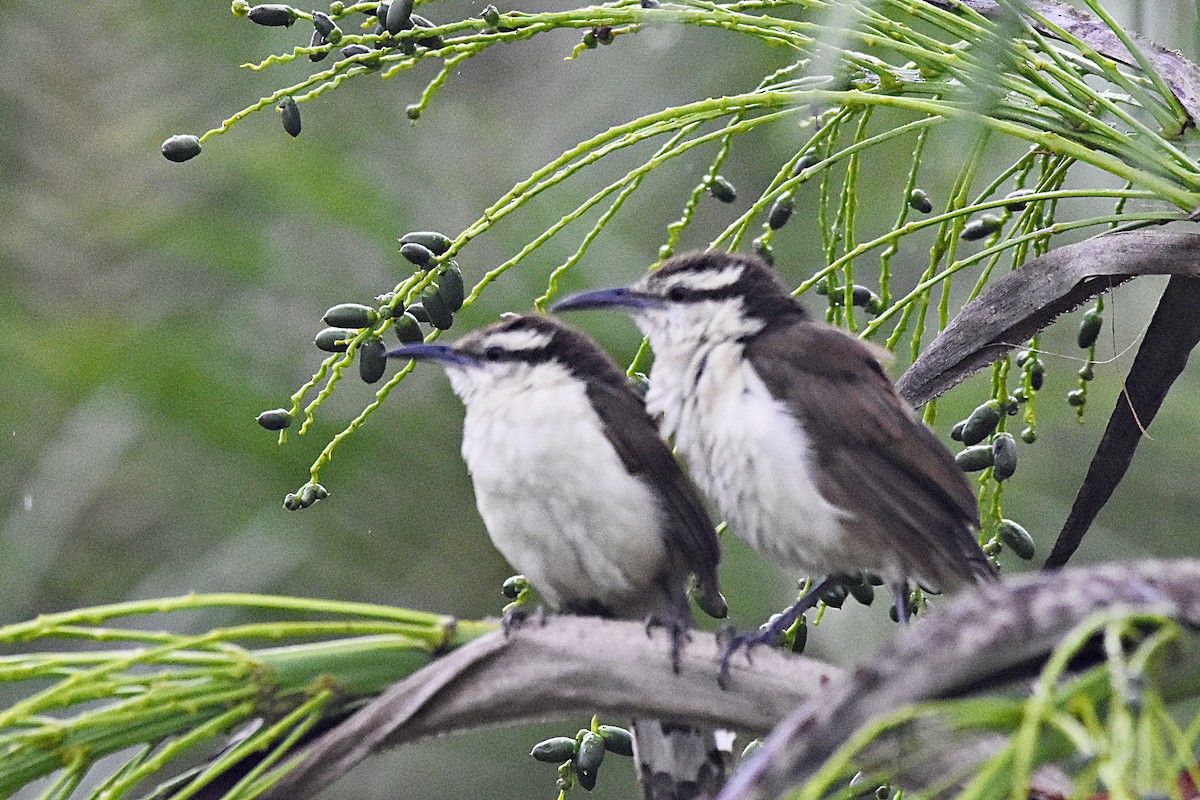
xmin=388 ymin=313 xmax=730 ymax=799
xmin=554 ymin=252 xmax=996 ymax=662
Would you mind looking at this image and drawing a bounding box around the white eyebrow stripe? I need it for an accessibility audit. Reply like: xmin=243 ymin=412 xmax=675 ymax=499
xmin=478 ymin=327 xmax=556 ymax=352
xmin=659 ymin=265 xmax=744 ymax=292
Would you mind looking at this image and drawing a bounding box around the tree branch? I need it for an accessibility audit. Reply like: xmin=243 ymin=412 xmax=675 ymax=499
xmin=896 ymin=232 xmax=1200 ymax=407
xmin=260 ymin=617 xmax=844 ymax=800
xmin=1045 ymin=275 xmax=1200 ymax=569
xmin=716 ymin=559 xmax=1200 ymax=800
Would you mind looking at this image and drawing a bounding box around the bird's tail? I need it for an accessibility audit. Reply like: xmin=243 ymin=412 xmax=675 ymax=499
xmin=631 ymin=719 xmax=731 ymax=800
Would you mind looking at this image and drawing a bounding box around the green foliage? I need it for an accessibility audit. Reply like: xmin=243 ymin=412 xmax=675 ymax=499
xmin=168 ymin=2 xmax=1200 ymax=553
xmin=792 ymin=610 xmax=1200 ymax=800
xmin=0 ymin=594 xmax=495 ymax=798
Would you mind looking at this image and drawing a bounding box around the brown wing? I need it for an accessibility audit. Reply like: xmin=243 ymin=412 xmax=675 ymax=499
xmin=746 ymin=319 xmax=995 ymax=589
xmin=585 ymin=379 xmax=728 ymax=618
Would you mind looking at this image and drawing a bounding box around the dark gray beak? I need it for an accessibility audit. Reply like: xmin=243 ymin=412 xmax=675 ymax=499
xmin=386 ymin=343 xmax=476 ymax=368
xmin=551 ymin=286 xmax=662 ymax=313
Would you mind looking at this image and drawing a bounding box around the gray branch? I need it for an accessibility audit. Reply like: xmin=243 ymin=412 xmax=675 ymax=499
xmin=897 ymin=232 xmax=1200 ymax=407
xmin=260 ymin=616 xmax=845 ymax=800
xmin=715 ymin=559 xmax=1200 ymax=800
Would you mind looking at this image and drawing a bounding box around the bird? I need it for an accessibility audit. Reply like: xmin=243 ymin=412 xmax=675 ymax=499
xmin=553 ymin=251 xmax=997 ymax=667
xmin=388 ymin=313 xmax=731 ymax=799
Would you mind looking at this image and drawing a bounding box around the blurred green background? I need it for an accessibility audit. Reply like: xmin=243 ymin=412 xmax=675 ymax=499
xmin=2 ymin=1 xmax=1198 ymax=797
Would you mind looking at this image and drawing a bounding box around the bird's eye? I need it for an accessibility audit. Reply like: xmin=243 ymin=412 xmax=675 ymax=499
xmin=666 ymin=285 xmax=688 ymax=302
xmin=484 ymin=346 xmax=506 ymax=360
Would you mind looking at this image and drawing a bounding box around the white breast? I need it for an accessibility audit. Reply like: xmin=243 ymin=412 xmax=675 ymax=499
xmin=452 ymin=363 xmax=668 ymax=614
xmin=647 ymin=342 xmax=852 ymax=576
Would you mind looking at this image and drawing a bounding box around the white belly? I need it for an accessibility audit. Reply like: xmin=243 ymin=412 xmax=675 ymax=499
xmin=649 ymin=343 xmax=852 ymax=576
xmin=460 ymin=381 xmax=667 ymax=614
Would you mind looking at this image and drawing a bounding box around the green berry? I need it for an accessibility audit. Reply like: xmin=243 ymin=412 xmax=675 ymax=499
xmin=161 ymin=134 xmax=201 ymax=162
xmin=962 ymin=214 xmax=1003 ymax=241
xmin=959 ymin=401 xmax=1002 ymax=446
xmin=1020 ymin=426 xmax=1037 ymax=444
xmin=1028 ymin=359 xmax=1045 ymax=390
xmin=501 ymin=574 xmax=528 ymax=599
xmin=314 ymin=327 xmax=356 ymax=352
xmin=848 ymin=581 xmax=874 ymax=606
xmin=998 ymin=519 xmax=1035 ymax=560
xmin=530 ymin=736 xmax=576 ymax=762
xmin=708 ymin=175 xmax=737 ymax=203
xmin=908 ymin=188 xmax=932 ymax=213
xmin=991 ymin=433 xmax=1017 ymax=481
xmin=405 ymin=105 xmax=421 ymax=120
xmin=308 ymin=29 xmax=329 ymax=61
xmin=393 ymin=312 xmax=424 ymax=344
xmin=323 ymin=303 xmax=377 ymax=328
xmin=399 ymin=231 xmax=452 ymax=256
xmin=437 ymin=264 xmax=465 ymax=312
xmin=751 ymin=235 xmax=774 ymax=265
xmin=792 ymin=153 xmax=819 ymax=175
xmin=312 ymin=11 xmax=341 ymax=41
xmin=421 ymin=285 xmax=454 ymax=330
xmin=955 ymin=444 xmax=995 ymax=472
xmin=406 ymin=303 xmax=429 ymax=323
xmin=597 ymin=726 xmax=634 ymax=757
xmin=400 ymin=242 xmax=435 ymax=267
xmin=1077 ymin=309 xmax=1102 ymax=349
xmin=768 ymin=196 xmax=794 ymax=230
xmin=575 ymin=731 xmax=605 ymax=790
xmin=247 ymin=4 xmax=296 ymax=26
xmin=278 ymin=97 xmax=301 ymax=137
xmin=481 ymin=4 xmax=500 ymax=26
xmin=1004 ymin=188 xmax=1033 ymax=211
xmin=256 ymin=409 xmax=293 ymax=430
xmin=789 ymin=618 xmax=807 ymax=653
xmin=950 ymin=420 xmax=966 ymax=441
xmin=359 ymin=337 xmax=387 ymax=384
xmin=384 ymin=0 xmax=413 ymax=34
xmin=1067 ymin=389 xmax=1086 ymax=407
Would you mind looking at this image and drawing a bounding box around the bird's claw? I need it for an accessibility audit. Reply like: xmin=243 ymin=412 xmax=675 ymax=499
xmin=644 ymin=614 xmax=690 ymax=673
xmin=716 ymin=625 xmax=782 ymax=689
xmin=501 ymin=604 xmax=545 ymax=636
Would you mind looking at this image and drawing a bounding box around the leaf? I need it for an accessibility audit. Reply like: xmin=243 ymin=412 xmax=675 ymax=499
xmin=896 ymin=232 xmax=1200 ymax=408
xmin=1045 ymin=275 xmax=1200 ymax=569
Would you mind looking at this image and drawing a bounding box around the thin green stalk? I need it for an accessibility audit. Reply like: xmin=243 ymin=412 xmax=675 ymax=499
xmin=536 ymin=124 xmax=700 ymax=310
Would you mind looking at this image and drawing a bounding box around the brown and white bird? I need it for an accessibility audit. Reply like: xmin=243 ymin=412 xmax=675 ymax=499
xmin=388 ymin=313 xmax=730 ymax=799
xmin=554 ymin=252 xmax=996 ymax=660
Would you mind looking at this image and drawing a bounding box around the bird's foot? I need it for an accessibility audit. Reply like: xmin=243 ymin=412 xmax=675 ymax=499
xmin=716 ymin=576 xmax=846 ymax=688
xmin=501 ymin=604 xmax=545 ymax=636
xmin=644 ymin=614 xmax=691 ymax=673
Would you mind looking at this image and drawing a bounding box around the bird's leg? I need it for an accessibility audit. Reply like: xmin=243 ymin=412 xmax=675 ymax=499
xmin=890 ymin=581 xmax=910 ymax=624
xmin=644 ymin=614 xmax=691 ymax=673
xmin=502 ymin=603 xmax=546 ymax=636
xmin=717 ymin=575 xmax=842 ymax=688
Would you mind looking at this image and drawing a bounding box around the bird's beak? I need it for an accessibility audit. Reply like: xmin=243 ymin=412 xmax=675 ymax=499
xmin=386 ymin=343 xmax=477 ymax=368
xmin=551 ymin=286 xmax=662 ymax=313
